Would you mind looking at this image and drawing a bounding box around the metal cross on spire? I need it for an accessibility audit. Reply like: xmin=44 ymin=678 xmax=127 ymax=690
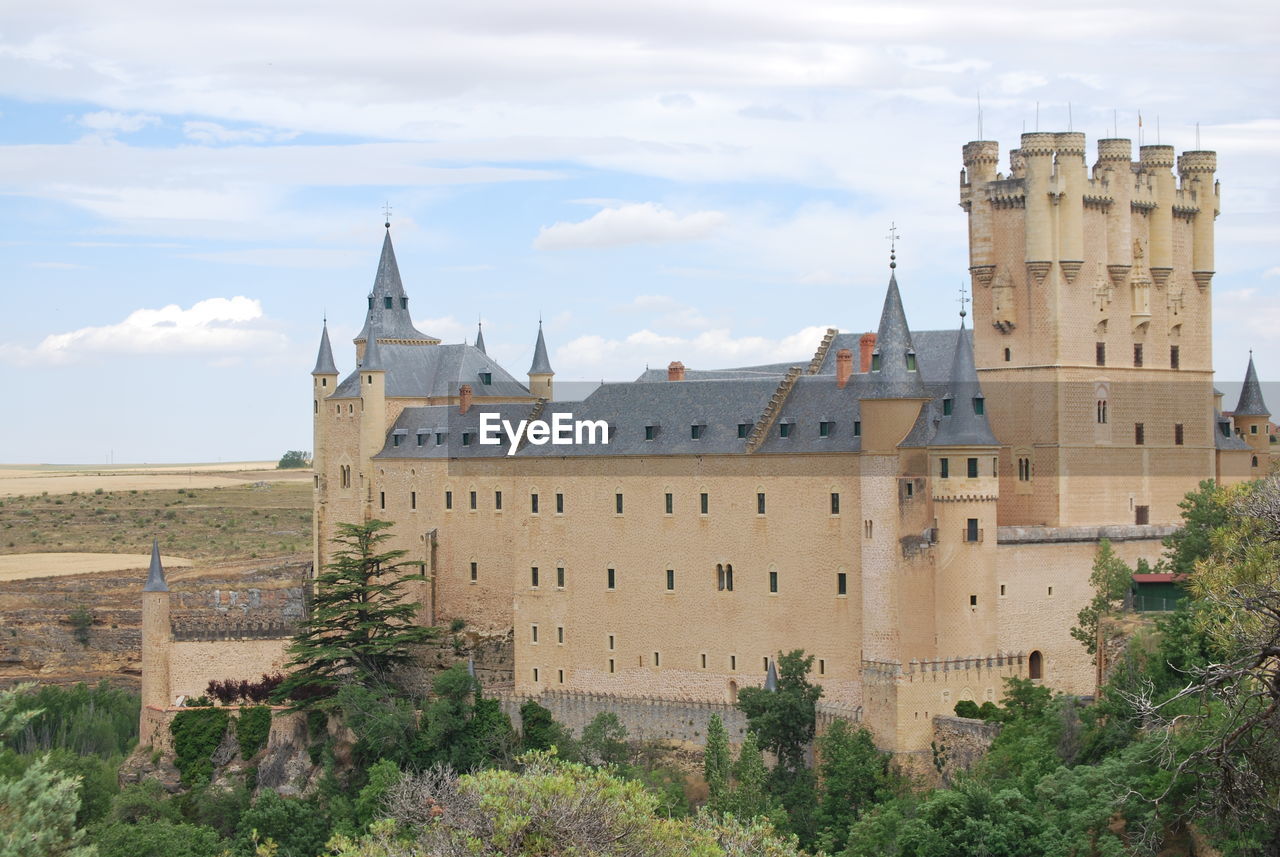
xmin=958 ymin=283 xmax=970 ymax=319
xmin=886 ymin=222 xmax=900 ymax=269
xmin=383 ymin=201 xmax=393 ymax=228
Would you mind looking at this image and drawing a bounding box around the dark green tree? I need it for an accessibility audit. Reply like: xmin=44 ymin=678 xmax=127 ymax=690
xmin=1069 ymin=539 xmax=1133 ymax=657
xmin=580 ymin=712 xmax=629 ymax=766
xmin=736 ymin=649 xmax=823 ymax=774
xmin=518 ymin=700 xmax=575 ymax=759
xmin=277 ymin=450 xmax=312 ymax=469
xmin=815 ymin=720 xmax=897 ymax=853
xmin=278 ymin=520 xmax=435 ymax=703
xmin=1161 ymin=479 xmax=1230 ymax=576
xmin=416 ymin=664 xmax=516 ymax=770
xmin=702 ymin=713 xmax=730 ymax=803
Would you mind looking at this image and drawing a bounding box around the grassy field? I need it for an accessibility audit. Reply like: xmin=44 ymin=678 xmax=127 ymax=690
xmin=0 ymin=482 xmax=312 ymax=562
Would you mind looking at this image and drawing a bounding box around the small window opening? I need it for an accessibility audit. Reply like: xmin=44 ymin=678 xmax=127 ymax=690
xmin=830 ymin=492 xmax=840 ymax=514
xmin=556 ymin=567 xmax=565 ymax=588
xmin=665 ymin=492 xmax=673 ymax=514
xmin=666 ymin=569 xmax=675 ymax=591
xmin=700 ymin=492 xmax=709 ymax=514
xmin=757 ymin=493 xmax=766 ymax=515
xmin=769 ymin=570 xmax=778 ymax=593
xmin=837 ymin=572 xmax=847 ymax=596
xmin=607 ymin=568 xmax=616 ymax=590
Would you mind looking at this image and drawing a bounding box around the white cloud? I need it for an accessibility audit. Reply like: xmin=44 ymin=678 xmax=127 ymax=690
xmin=738 ymin=104 xmax=802 ymax=121
xmin=534 ymin=202 xmax=726 ymax=250
xmin=0 ymin=297 xmax=286 ymax=365
xmin=182 ymin=121 xmax=300 ymax=145
xmin=78 ymin=110 xmax=160 ymax=134
xmin=617 ymin=294 xmax=712 ymax=329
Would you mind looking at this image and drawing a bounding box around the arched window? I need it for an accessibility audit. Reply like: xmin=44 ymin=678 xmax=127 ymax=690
xmin=716 ymin=564 xmax=725 ymax=591
xmin=1029 ymin=650 xmax=1043 ymax=680
xmin=1253 ymin=456 xmax=1260 ymax=468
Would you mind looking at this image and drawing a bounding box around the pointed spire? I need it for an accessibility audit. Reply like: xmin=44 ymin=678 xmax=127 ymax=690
xmin=1234 ymin=352 xmax=1270 ymax=417
xmin=355 ymin=229 xmax=435 ymax=344
xmin=362 ymin=329 xmax=386 ymax=371
xmin=528 ymin=321 xmax=554 ymax=376
xmin=311 ymin=321 xmax=338 ymax=375
xmin=931 ymin=320 xmax=999 ymax=447
xmin=475 ymin=321 xmax=486 ymax=354
xmin=764 ymin=658 xmax=778 ymax=692
xmin=863 ymin=268 xmax=926 ymax=399
xmin=144 ymin=539 xmax=168 ymax=592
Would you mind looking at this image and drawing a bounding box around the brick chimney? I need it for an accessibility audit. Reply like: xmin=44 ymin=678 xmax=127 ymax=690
xmin=459 ymin=384 xmax=473 ymax=414
xmin=667 ymin=361 xmax=686 ymax=382
xmin=835 ymin=348 xmax=854 ymax=389
xmin=859 ymin=333 xmax=877 ymax=373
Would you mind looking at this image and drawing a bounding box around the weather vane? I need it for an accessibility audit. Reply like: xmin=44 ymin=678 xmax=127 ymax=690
xmin=958 ymin=283 xmax=969 ymax=319
xmin=383 ymin=201 xmax=393 ymax=229
xmin=886 ymin=222 xmax=900 ymax=269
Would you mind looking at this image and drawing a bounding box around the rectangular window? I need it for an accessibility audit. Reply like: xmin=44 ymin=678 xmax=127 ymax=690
xmin=779 ymin=422 xmax=792 ymax=438
xmin=470 ymin=562 xmax=478 ymax=582
xmin=819 ymin=421 xmax=833 ymax=437
xmin=558 ymin=669 xmax=564 ymax=684
xmin=818 ymin=659 xmax=826 ymax=675
xmin=470 ymin=491 xmax=477 ymax=510
xmin=379 ymin=491 xmax=385 ymax=509
xmin=738 ymin=423 xmax=751 ymax=438
xmin=969 ymin=594 xmax=977 ymax=606
xmin=1170 ymin=345 xmax=1180 ymax=370
xmin=653 ymin=652 xmax=661 ymax=667
xmin=999 ymin=584 xmax=1006 ymax=596
xmin=462 ymin=432 xmax=471 ymax=446
xmin=531 ymin=493 xmax=539 ymax=513
xmin=1175 ymin=423 xmax=1184 ymax=445
xmin=531 ymin=625 xmax=538 ymax=643
xmin=853 ymin=421 xmax=861 ymax=437
xmin=940 ymin=458 xmax=949 ymax=479
xmin=730 ymin=655 xmax=737 ymax=671
xmin=615 ymin=493 xmax=624 ymax=514
xmin=608 ymin=634 xmax=615 ymax=650
xmin=556 ymin=493 xmax=564 ymax=514
xmin=666 ymin=569 xmax=675 ymax=591
xmin=966 ymin=518 xmax=979 ymax=543
xmin=531 ymin=567 xmax=539 ymax=588
xmin=769 ymin=570 xmax=778 ymax=593
xmin=837 ymin=572 xmax=847 ymax=596
xmin=410 ymin=491 xmax=417 ymax=510
xmin=645 ymin=425 xmax=656 ymax=441
xmin=701 ymin=653 xmax=707 ymax=668
xmin=392 ymin=434 xmax=401 ymax=447
xmin=1135 ymin=423 xmax=1145 ymax=446
xmin=436 ymin=433 xmax=445 ymax=445
xmin=1096 ymin=342 xmax=1106 ymax=366
xmin=1134 ymin=343 xmax=1144 ymax=367
xmin=700 ymin=492 xmax=709 ymax=514
xmin=906 ymin=353 xmax=917 ymax=371
xmin=665 ymin=492 xmax=673 ymax=515
xmin=445 ymin=490 xmax=453 ymax=509
xmin=533 ymin=668 xmax=539 ymax=683
xmin=557 ymin=626 xmax=564 ymax=644
xmin=607 ymin=568 xmax=616 ymax=590
xmin=416 ymin=433 xmax=426 ymax=446
xmin=480 ymin=371 xmax=492 ymax=385
xmin=943 ymin=398 xmax=953 ymax=416
xmin=757 ymin=492 xmax=766 ymax=515
xmin=556 ymin=567 xmax=565 ymax=588
xmin=1136 ymin=505 xmax=1150 ymax=525
xmin=608 ymin=658 xmax=615 ymax=673
xmin=974 ymin=398 xmax=984 ymax=415
xmin=831 ymin=492 xmax=840 ymax=514
xmin=967 ymin=457 xmax=978 ymax=478
xmin=494 ymin=490 xmax=502 ymax=510
xmin=690 ymin=424 xmax=704 ymax=439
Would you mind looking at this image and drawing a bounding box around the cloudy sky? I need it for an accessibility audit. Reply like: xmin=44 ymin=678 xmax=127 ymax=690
xmin=1 ymin=1 xmax=1277 ymax=462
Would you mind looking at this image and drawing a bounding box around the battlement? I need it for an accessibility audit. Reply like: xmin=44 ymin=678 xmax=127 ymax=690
xmin=170 ymin=615 xmax=298 ymax=642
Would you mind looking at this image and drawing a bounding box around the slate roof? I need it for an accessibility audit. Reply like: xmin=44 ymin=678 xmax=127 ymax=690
xmin=475 ymin=323 xmax=486 ymax=354
xmin=332 ymin=342 xmax=530 ymax=399
xmin=144 ymin=540 xmax=168 ymax=592
xmin=929 ymin=323 xmax=999 ymax=447
xmin=311 ymin=323 xmax=338 ymax=375
xmin=1234 ymin=354 xmax=1270 ymax=417
xmin=529 ymin=325 xmax=554 ymax=375
xmin=864 ymin=271 xmax=928 ymax=399
xmin=355 ymin=231 xmax=437 ymax=344
xmin=1215 ymin=412 xmax=1251 ymax=451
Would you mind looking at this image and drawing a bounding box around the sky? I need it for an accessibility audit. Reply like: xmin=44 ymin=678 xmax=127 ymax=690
xmin=1 ymin=0 xmax=1277 ymax=463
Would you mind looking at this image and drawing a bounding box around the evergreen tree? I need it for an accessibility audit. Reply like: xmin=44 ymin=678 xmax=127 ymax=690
xmin=278 ymin=520 xmax=436 ymax=703
xmin=735 ymin=649 xmax=822 ymax=774
xmin=702 ymin=713 xmax=730 ymax=803
xmin=815 ymin=720 xmax=896 ymax=853
xmin=721 ymin=732 xmax=776 ymax=821
xmin=1069 ymin=539 xmax=1133 ymax=657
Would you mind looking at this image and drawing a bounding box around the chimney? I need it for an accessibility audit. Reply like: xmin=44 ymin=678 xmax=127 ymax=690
xmin=459 ymin=384 xmax=473 ymax=415
xmin=835 ymin=349 xmax=854 ymax=389
xmin=667 ymin=361 xmax=686 ymax=382
xmin=859 ymin=333 xmax=877 ymax=373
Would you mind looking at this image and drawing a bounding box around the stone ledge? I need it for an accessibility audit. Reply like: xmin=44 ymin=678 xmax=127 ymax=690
xmin=996 ymin=524 xmax=1176 ymax=545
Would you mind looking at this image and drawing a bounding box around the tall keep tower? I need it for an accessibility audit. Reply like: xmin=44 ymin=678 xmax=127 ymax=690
xmin=961 ymin=133 xmax=1220 ymax=528
xmin=140 ymin=540 xmax=170 ymax=742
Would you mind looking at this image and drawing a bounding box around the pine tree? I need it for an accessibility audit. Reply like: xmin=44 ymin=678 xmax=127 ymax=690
xmin=703 ymin=713 xmax=730 ymax=803
xmin=278 ymin=520 xmax=436 ymax=704
xmin=1070 ymin=539 xmax=1134 ymax=657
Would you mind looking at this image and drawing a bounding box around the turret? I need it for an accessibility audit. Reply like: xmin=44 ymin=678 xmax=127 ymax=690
xmin=1139 ymin=145 xmax=1176 ymax=287
xmin=961 ymin=140 xmax=1000 ymax=288
xmin=358 ymin=334 xmax=387 ymax=512
xmin=528 ymin=322 xmax=554 ymax=400
xmin=474 ymin=321 xmax=487 ymax=354
xmin=1020 ymin=132 xmax=1056 ymax=285
xmin=355 ymin=228 xmax=438 ymax=361
xmin=1096 ymin=138 xmax=1134 ymax=288
xmin=1054 ymin=132 xmax=1086 ymax=283
xmin=1233 ymin=353 xmax=1271 ymax=458
xmin=311 ymin=321 xmax=338 ymax=573
xmin=1178 ymin=150 xmax=1219 ymax=289
xmin=140 ymin=540 xmax=171 ymax=741
xmin=929 ymin=321 xmax=1000 ymax=654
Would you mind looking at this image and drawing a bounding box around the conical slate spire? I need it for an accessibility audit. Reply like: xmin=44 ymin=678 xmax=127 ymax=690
xmin=361 ymin=328 xmax=386 ymax=371
xmin=764 ymin=658 xmax=778 ymax=692
xmin=311 ymin=322 xmax=338 ymax=375
xmin=528 ymin=322 xmax=554 ymax=376
xmin=355 ymin=230 xmax=435 ymax=344
xmin=475 ymin=322 xmax=486 ymax=354
xmin=1234 ymin=353 xmax=1270 ymax=417
xmin=144 ymin=539 xmax=168 ymax=592
xmin=931 ymin=320 xmax=998 ymax=447
xmin=863 ymin=269 xmax=926 ymax=399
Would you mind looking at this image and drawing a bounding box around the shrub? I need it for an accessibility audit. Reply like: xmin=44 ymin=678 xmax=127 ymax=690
xmin=954 ymin=700 xmax=982 ymax=719
xmin=235 ymin=706 xmax=272 ymax=760
xmin=69 ymin=606 xmax=93 ymax=647
xmin=92 ymin=818 xmax=224 ymax=857
xmin=170 ymin=708 xmax=229 ymax=786
xmin=277 ymin=450 xmax=312 ymax=469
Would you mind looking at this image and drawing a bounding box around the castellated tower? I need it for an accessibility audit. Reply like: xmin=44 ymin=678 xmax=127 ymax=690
xmin=357 ymin=334 xmax=387 ymax=520
xmin=311 ymin=323 xmax=339 ymax=574
xmin=527 ymin=322 xmax=555 ymax=400
xmin=961 ymin=133 xmax=1220 ymax=528
xmin=140 ymin=540 xmax=170 ymax=742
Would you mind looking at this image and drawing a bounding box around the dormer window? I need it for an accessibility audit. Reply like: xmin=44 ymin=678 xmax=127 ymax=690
xmin=871 ymin=353 xmax=882 ymax=372
xmin=942 ymin=398 xmax=953 ymax=416
xmin=779 ymin=421 xmax=793 ymax=438
xmin=819 ymin=420 xmax=833 ymax=437
xmin=645 ymin=425 xmax=657 ymax=441
xmin=368 ymin=297 xmax=373 ymax=309
xmin=479 ymin=372 xmax=492 ymax=386
xmin=400 ymin=297 xmax=408 ymax=309
xmin=384 ymin=296 xmax=393 ymax=309
xmin=690 ymin=423 xmax=705 ymax=440
xmin=737 ymin=422 xmax=752 ymax=438
xmin=906 ymin=352 xmax=917 ymax=372
xmin=973 ymin=398 xmax=984 ymax=415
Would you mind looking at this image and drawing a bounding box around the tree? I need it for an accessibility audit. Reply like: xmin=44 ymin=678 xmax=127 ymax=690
xmin=277 ymin=450 xmax=312 ymax=469
xmin=1160 ymin=478 xmax=1231 ymax=577
xmin=735 ymin=650 xmax=822 ymax=774
xmin=416 ymin=664 xmax=515 ymax=771
xmin=0 ymin=683 xmax=93 ymax=857
xmin=1069 ymin=539 xmax=1133 ymax=657
xmin=580 ymin=712 xmax=629 ymax=767
xmin=278 ymin=520 xmax=436 ymax=703
xmin=702 ymin=714 xmax=730 ymax=804
xmin=814 ymin=721 xmax=897 ymax=853
xmin=91 ymin=818 xmax=224 ymax=857
xmin=518 ymin=700 xmax=575 ymax=759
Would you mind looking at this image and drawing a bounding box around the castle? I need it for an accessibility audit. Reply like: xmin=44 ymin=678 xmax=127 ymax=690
xmin=140 ymin=132 xmax=1273 ymax=761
